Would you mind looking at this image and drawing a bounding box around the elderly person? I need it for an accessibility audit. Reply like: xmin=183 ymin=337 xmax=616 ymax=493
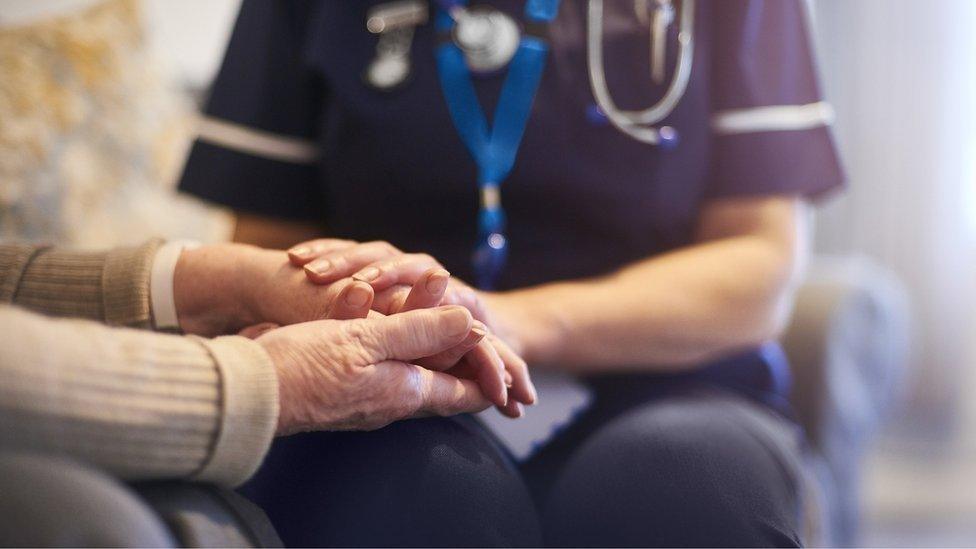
xmin=0 ymin=239 xmax=536 ymax=546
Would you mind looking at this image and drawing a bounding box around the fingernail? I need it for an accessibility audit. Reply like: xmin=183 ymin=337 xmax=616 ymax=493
xmin=345 ymin=283 xmax=371 ymax=308
xmin=426 ymin=269 xmax=450 ymax=295
xmin=504 ymin=371 xmax=513 ymax=387
xmin=305 ymin=259 xmax=331 ymax=276
xmin=289 ymin=246 xmax=311 ymax=258
xmin=470 ymin=321 xmax=488 ymax=339
xmin=441 ymin=306 xmax=472 ymax=337
xmin=353 ymin=266 xmax=380 ymax=282
xmin=506 ymin=402 xmax=523 ymax=418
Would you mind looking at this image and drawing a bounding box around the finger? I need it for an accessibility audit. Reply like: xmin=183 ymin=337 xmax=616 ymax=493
xmin=491 ymin=335 xmax=537 ymax=405
xmin=353 ymin=305 xmax=473 ymax=363
xmin=497 ymin=399 xmax=524 ymax=419
xmin=372 ymin=285 xmax=411 ymax=315
xmin=398 ymin=268 xmax=450 ymax=313
xmin=447 ymin=340 xmax=508 ymax=408
xmin=350 ymin=253 xmax=442 ymax=291
xmin=416 ymin=320 xmax=487 ymax=370
xmin=287 ymin=239 xmax=357 ymax=266
xmin=237 ymin=322 xmax=279 ymax=339
xmin=439 ymin=281 xmax=490 ymax=323
xmin=303 ymin=242 xmax=401 ymax=284
xmin=327 ymin=280 xmax=374 ymax=320
xmin=413 ymin=367 xmax=492 ymax=417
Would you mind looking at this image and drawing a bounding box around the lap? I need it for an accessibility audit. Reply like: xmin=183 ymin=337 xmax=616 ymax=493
xmin=243 ymin=387 xmax=809 ymax=547
xmin=241 ymin=416 xmax=542 ymax=547
xmin=0 ymin=451 xmax=174 ymax=547
xmin=526 ymin=388 xmax=806 ymax=547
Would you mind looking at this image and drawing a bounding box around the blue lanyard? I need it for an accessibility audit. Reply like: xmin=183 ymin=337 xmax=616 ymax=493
xmin=435 ymin=0 xmax=560 ymax=289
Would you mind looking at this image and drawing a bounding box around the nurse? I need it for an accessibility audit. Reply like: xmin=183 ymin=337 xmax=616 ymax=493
xmin=180 ymin=0 xmax=844 ymax=546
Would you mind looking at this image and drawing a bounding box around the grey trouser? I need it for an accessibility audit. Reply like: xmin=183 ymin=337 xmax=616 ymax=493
xmin=0 ymin=452 xmax=280 ymax=547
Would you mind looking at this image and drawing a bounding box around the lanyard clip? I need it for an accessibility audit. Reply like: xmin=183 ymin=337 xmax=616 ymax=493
xmin=473 ymin=186 xmax=508 ymax=289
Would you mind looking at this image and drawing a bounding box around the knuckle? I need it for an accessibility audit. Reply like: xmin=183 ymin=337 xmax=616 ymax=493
xmin=327 ymin=254 xmax=348 ymax=271
xmin=390 ymin=256 xmax=412 ymax=270
xmin=368 ymin=241 xmax=399 ymax=256
xmin=389 ymin=287 xmax=410 ymax=312
xmin=340 ymin=320 xmax=383 ymax=362
xmin=385 ymin=365 xmax=425 ymax=418
xmin=402 ymin=369 xmax=427 ymax=414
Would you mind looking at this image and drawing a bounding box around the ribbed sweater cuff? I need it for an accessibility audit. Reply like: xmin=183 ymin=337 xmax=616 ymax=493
xmin=192 ymin=336 xmax=279 ymax=487
xmin=11 ymin=239 xmax=163 ymax=327
xmin=103 ymin=239 xmax=164 ymax=327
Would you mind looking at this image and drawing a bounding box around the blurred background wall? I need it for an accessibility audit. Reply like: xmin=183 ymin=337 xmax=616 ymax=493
xmin=1 ymin=0 xmax=975 ymax=545
xmin=809 ymin=0 xmax=976 ymax=544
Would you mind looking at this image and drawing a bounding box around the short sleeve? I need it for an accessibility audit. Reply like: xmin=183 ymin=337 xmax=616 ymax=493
xmin=706 ymin=0 xmax=844 ymax=201
xmin=178 ymin=0 xmax=326 ymax=221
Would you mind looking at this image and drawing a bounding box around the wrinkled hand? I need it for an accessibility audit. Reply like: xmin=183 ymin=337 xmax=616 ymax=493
xmin=287 ymin=239 xmax=536 ymax=416
xmin=259 ymin=306 xmax=494 ymax=434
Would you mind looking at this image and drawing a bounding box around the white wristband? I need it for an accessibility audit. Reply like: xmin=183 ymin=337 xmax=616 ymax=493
xmin=150 ymin=240 xmax=201 ymax=331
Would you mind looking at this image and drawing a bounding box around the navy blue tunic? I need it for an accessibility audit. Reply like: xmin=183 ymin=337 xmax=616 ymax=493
xmin=180 ymin=0 xmax=844 ymax=403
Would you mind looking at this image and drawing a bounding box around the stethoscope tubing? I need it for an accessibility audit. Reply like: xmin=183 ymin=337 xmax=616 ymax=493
xmin=586 ymin=0 xmax=695 ymax=144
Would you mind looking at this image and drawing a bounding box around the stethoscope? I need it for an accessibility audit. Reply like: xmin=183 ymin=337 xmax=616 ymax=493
xmin=587 ymin=0 xmax=694 ymax=146
xmin=363 ymin=0 xmax=695 ymax=288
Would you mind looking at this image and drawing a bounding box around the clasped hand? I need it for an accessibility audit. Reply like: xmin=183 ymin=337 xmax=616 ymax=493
xmin=173 ymin=241 xmax=536 ymax=435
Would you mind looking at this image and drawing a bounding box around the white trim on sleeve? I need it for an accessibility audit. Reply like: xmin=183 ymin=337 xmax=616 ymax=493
xmin=711 ymin=101 xmax=835 ymax=136
xmin=150 ymin=240 xmax=201 ymax=331
xmin=196 ymin=116 xmax=319 ymax=164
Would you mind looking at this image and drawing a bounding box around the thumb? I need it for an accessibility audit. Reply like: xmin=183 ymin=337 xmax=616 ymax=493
xmin=356 ymin=306 xmax=473 ymax=363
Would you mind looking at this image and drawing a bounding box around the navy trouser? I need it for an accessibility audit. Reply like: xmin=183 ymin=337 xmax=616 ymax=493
xmin=242 ymin=378 xmax=809 ymax=547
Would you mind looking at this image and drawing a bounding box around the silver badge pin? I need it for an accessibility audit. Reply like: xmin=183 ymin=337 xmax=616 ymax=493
xmin=364 ymin=1 xmax=429 ymax=91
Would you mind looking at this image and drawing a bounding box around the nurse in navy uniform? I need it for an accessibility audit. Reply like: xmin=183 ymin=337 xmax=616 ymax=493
xmin=180 ymin=0 xmax=844 ymax=546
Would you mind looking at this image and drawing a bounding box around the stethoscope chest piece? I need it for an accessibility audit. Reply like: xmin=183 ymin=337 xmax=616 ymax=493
xmin=453 ymin=6 xmax=520 ymax=74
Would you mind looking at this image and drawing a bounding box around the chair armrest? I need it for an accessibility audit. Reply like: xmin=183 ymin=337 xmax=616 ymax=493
xmin=783 ymin=256 xmax=909 ymax=450
xmin=781 ymin=256 xmax=909 ymax=545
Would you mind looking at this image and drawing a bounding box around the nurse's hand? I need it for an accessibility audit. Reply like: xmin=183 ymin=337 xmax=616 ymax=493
xmin=288 ymin=239 xmax=537 ymax=414
xmin=174 ymin=243 xmax=380 ymax=336
xmin=175 ymin=243 xmax=458 ymax=335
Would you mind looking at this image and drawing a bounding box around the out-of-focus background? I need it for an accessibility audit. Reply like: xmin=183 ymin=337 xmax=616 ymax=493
xmin=1 ymin=0 xmax=975 ymax=545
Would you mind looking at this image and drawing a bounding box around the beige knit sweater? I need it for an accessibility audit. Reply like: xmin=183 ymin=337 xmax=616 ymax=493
xmin=0 ymin=240 xmax=278 ymax=486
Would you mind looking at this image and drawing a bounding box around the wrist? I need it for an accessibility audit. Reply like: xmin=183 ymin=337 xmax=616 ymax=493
xmin=174 ymin=244 xmax=255 ymax=336
xmin=256 ymin=334 xmax=302 ymax=436
xmin=483 ymin=289 xmax=565 ymax=365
